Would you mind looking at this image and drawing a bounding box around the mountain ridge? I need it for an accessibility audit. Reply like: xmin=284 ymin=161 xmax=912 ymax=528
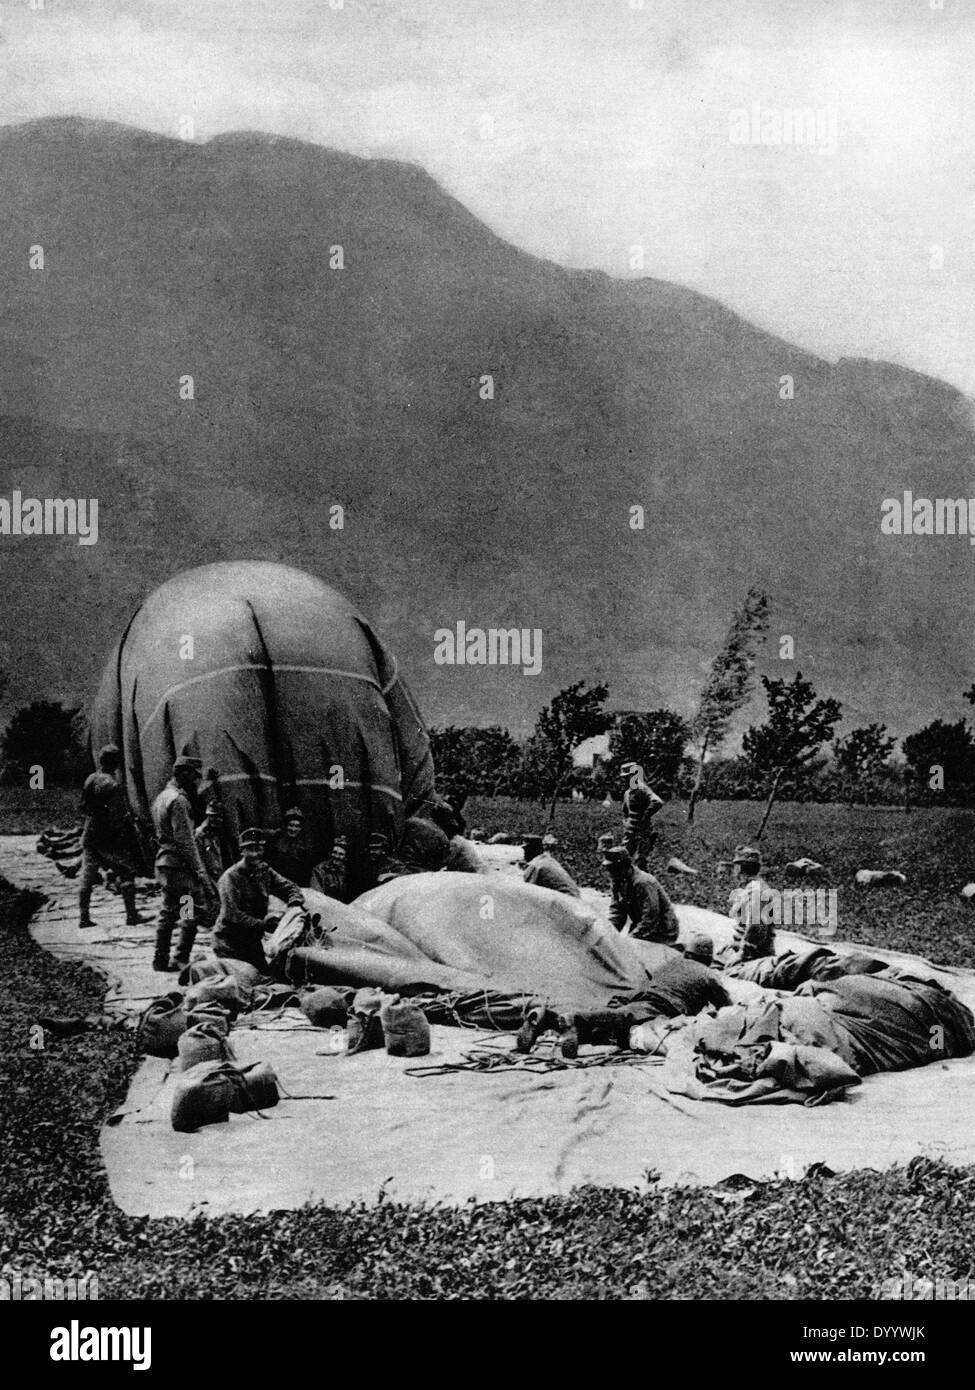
xmin=0 ymin=117 xmax=971 ymax=741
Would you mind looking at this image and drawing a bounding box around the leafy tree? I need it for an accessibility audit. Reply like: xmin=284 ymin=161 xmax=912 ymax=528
xmin=687 ymin=586 xmax=769 ymax=822
xmin=467 ymin=727 xmax=521 ymax=796
xmin=834 ymin=723 xmax=895 ymax=802
xmin=743 ymin=672 xmax=842 ymax=837
xmin=531 ymin=680 xmax=611 ymax=822
xmin=429 ymin=724 xmax=520 ymax=803
xmin=604 ymin=709 xmax=690 ymax=794
xmin=902 ymin=719 xmax=975 ymax=800
xmin=0 ymin=700 xmax=86 ymax=786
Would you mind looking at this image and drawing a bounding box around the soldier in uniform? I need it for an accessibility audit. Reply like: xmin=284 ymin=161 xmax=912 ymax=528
xmin=619 ymin=761 xmax=664 ymax=869
xmin=214 ymin=827 xmax=304 ymax=973
xmin=603 ymin=844 xmax=679 ymax=944
xmin=521 ymin=834 xmax=581 ymax=897
xmin=78 ymin=744 xmax=144 ymax=929
xmin=727 ymin=844 xmax=779 ymax=963
xmin=150 ymin=755 xmax=217 ymax=972
xmin=310 ymin=835 xmax=349 ymax=900
xmin=266 ymin=807 xmax=317 ymax=887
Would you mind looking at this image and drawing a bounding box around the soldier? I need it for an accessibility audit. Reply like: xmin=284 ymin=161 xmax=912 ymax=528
xmin=150 ymin=755 xmax=217 ymax=972
xmin=727 ymin=845 xmax=779 ymax=963
xmin=603 ymin=844 xmax=679 ymax=944
xmin=521 ymin=834 xmax=581 ymax=897
xmin=266 ymin=807 xmax=317 ymax=887
xmin=214 ymin=827 xmax=304 ymax=973
xmin=194 ymin=800 xmax=229 ymax=886
xmin=368 ymin=830 xmax=407 ymax=886
xmin=310 ymin=835 xmax=349 ymax=900
xmin=619 ymin=761 xmax=665 ymax=869
xmin=77 ymin=744 xmax=144 ymax=929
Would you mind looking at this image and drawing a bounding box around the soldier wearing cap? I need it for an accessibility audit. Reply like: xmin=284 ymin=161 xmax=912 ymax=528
xmin=266 ymin=806 xmax=317 ymax=887
xmin=522 ymin=834 xmax=581 ymax=897
xmin=78 ymin=743 xmax=145 ymax=930
xmin=603 ymin=844 xmax=679 ymax=944
xmin=367 ymin=830 xmax=408 ymax=886
xmin=727 ymin=845 xmax=778 ymax=962
xmin=213 ymin=827 xmax=304 ymax=973
xmin=310 ymin=834 xmax=349 ymax=900
xmin=194 ymin=800 xmax=229 ymax=887
xmin=619 ymin=762 xmax=665 ymax=869
xmin=150 ymin=755 xmax=217 ymax=972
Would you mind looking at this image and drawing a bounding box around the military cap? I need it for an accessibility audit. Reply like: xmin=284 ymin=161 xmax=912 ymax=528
xmin=732 ymin=844 xmax=762 ymax=868
xmin=522 ymin=835 xmax=545 ymax=862
xmin=601 ymin=845 xmax=632 ymax=868
xmin=683 ymin=930 xmax=714 ymax=967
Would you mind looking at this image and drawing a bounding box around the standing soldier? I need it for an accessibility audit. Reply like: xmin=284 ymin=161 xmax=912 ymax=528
xmin=150 ymin=755 xmax=217 ymax=972
xmin=78 ymin=744 xmax=144 ymax=929
xmin=194 ymin=799 xmax=230 ymax=929
xmin=619 ymin=761 xmax=665 ymax=869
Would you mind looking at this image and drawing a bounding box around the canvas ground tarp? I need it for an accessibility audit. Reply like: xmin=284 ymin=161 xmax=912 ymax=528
xmin=7 ymin=836 xmax=975 ymax=1217
xmin=90 ymin=561 xmax=434 ymax=895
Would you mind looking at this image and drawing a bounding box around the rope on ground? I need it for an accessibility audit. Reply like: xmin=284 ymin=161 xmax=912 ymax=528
xmin=404 ymin=1045 xmax=666 ymax=1078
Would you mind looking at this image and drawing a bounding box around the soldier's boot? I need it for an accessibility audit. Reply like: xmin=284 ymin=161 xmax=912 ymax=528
xmin=78 ymin=884 xmax=95 ymax=930
xmin=556 ymin=1013 xmax=579 ymax=1061
xmin=121 ymin=882 xmax=146 ymax=926
xmin=172 ymin=921 xmax=198 ymax=970
xmin=152 ymin=923 xmax=177 ymax=973
xmin=572 ymin=1009 xmax=632 ymax=1050
xmin=516 ymin=1002 xmax=554 ymax=1054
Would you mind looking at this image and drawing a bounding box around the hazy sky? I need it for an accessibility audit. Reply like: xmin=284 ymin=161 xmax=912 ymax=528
xmin=3 ymin=0 xmax=973 ymax=394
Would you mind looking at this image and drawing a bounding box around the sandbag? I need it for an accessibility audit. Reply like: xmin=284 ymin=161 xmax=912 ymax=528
xmin=177 ymin=1021 xmax=235 ymax=1071
xmin=180 ymin=955 xmax=267 ymax=990
xmin=179 ymin=956 xmax=231 ymax=987
xmin=185 ymin=1000 xmax=231 ymax=1035
xmin=232 ymin=1061 xmax=280 ymax=1112
xmin=171 ymin=1061 xmax=237 ymax=1132
xmin=300 ymin=986 xmax=353 ymax=1028
xmin=136 ymin=992 xmax=187 ymax=1058
xmin=171 ymin=1059 xmax=280 ymax=1131
xmin=380 ymin=998 xmax=431 ymax=1057
xmin=352 ymin=987 xmax=384 ymax=1017
xmin=184 ymin=976 xmax=252 ymax=1017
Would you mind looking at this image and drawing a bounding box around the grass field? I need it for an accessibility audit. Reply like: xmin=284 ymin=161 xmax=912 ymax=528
xmin=8 ymin=787 xmax=974 ymax=968
xmin=467 ymin=796 xmax=975 ymax=969
xmin=3 ymin=792 xmax=975 ymax=1299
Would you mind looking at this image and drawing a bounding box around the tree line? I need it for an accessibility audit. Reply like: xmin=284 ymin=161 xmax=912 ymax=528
xmin=2 ymin=590 xmax=975 ymax=836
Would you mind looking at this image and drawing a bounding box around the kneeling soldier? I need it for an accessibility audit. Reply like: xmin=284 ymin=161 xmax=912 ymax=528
xmin=214 ymin=827 xmax=304 ymax=974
